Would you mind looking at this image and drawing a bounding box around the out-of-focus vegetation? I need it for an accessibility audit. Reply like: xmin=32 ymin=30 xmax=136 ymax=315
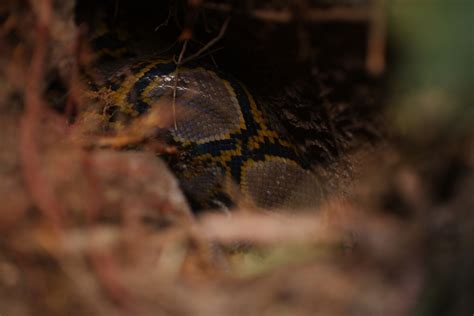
xmin=389 ymin=1 xmax=474 ymax=315
xmin=390 ymin=0 xmax=473 ymax=144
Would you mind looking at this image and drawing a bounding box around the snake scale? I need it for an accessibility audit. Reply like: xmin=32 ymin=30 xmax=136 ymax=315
xmin=82 ymin=19 xmax=322 ymax=211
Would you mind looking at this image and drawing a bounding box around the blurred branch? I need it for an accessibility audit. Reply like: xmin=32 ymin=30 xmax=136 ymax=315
xmin=20 ymin=0 xmax=65 ymax=232
xmin=201 ymin=2 xmax=370 ymax=22
xmin=366 ymin=0 xmax=386 ymax=75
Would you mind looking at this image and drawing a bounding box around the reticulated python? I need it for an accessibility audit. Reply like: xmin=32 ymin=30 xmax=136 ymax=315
xmin=82 ymin=20 xmax=322 ymax=211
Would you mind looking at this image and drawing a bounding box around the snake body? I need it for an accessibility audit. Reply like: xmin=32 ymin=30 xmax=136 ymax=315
xmin=84 ymin=26 xmax=321 ymax=210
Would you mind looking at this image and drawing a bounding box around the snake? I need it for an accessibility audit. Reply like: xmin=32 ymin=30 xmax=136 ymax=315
xmin=81 ymin=18 xmax=322 ymax=211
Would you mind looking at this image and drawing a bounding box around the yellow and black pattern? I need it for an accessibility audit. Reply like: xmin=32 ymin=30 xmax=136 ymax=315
xmin=86 ymin=55 xmax=321 ymax=210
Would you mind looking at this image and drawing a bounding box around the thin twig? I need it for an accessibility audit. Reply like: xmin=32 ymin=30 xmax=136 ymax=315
xmin=194 ymin=46 xmax=224 ymax=62
xmin=181 ymin=17 xmax=230 ymax=64
xmin=170 ymin=17 xmax=229 ymax=130
xmin=154 ymin=39 xmax=179 ymax=57
xmin=171 ymin=39 xmax=189 ymax=131
xmin=154 ymin=6 xmax=172 ymax=32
